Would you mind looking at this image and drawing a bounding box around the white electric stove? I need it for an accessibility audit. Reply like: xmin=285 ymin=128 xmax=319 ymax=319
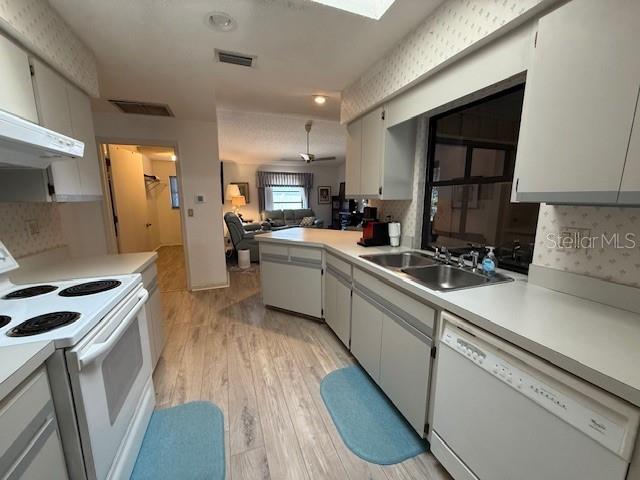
xmin=0 ymin=241 xmax=155 ymax=480
xmin=0 ymin=274 xmax=141 ymax=348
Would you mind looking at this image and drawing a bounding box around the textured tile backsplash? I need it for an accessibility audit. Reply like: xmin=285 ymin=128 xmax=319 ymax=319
xmin=533 ymin=205 xmax=640 ymax=288
xmin=0 ymin=203 xmax=66 ymax=258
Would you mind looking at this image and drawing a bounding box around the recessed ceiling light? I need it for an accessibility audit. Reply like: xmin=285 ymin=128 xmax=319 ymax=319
xmin=314 ymin=95 xmax=327 ymax=105
xmin=206 ymin=12 xmax=237 ymax=32
xmin=311 ymin=0 xmax=396 ymax=20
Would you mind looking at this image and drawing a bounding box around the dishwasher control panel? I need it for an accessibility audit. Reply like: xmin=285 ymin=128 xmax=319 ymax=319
xmin=442 ymin=327 xmax=627 ymax=456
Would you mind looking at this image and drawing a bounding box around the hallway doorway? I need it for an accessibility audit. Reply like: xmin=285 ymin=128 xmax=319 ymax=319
xmin=101 ymin=143 xmax=187 ymax=291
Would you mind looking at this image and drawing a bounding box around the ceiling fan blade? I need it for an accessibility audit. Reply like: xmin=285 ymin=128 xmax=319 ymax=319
xmin=313 ymin=156 xmax=337 ymax=161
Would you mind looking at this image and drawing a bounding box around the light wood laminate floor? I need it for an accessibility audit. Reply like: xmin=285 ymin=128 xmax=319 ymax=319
xmin=156 ymin=245 xmax=187 ymax=292
xmin=153 ymin=252 xmax=451 ymax=480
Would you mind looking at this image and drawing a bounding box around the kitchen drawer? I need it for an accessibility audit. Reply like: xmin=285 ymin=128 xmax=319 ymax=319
xmin=0 ymin=368 xmax=52 ymax=459
xmin=260 ymin=243 xmax=289 ymax=258
xmin=354 ymin=268 xmax=435 ymax=335
xmin=326 ymin=253 xmax=352 ymax=279
xmin=289 ymin=246 xmax=322 ymax=264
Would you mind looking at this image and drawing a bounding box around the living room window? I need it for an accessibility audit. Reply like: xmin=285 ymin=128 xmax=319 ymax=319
xmin=268 ymin=186 xmax=307 ymax=210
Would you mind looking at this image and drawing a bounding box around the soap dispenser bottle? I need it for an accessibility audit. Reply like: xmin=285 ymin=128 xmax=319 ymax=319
xmin=482 ymin=247 xmax=497 ymax=274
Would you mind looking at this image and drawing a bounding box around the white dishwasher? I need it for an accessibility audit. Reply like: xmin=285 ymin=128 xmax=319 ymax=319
xmin=431 ymin=312 xmax=640 ymax=480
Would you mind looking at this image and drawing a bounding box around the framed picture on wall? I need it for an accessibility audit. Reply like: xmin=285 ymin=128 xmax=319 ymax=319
xmin=318 ymin=186 xmax=331 ymax=204
xmin=231 ymin=182 xmax=250 ymax=203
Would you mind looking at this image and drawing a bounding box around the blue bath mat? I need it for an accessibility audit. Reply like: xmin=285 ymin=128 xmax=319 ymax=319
xmin=131 ymin=401 xmax=225 ymax=480
xmin=320 ymin=366 xmax=426 ymax=464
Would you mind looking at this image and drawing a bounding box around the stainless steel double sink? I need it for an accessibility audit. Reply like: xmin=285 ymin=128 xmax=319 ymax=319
xmin=359 ymin=251 xmax=513 ymax=292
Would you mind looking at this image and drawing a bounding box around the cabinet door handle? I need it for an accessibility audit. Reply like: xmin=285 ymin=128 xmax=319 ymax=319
xmin=515 ymin=178 xmax=519 ymax=193
xmin=378 ymin=186 xmax=382 ymax=195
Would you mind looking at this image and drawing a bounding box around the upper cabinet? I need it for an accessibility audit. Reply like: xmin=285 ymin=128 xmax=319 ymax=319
xmin=30 ymin=58 xmax=102 ymax=200
xmin=0 ymin=34 xmax=38 ymax=123
xmin=619 ymin=96 xmax=640 ymax=204
xmin=513 ymin=0 xmax=640 ymax=205
xmin=345 ymin=106 xmax=416 ymax=200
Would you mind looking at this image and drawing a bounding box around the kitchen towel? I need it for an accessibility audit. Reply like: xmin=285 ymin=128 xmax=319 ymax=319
xmin=130 ymin=401 xmax=225 ymax=480
xmin=320 ymin=365 xmax=427 ymax=464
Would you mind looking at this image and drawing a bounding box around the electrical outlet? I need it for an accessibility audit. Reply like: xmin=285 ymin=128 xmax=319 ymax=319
xmin=26 ymin=219 xmax=40 ymax=236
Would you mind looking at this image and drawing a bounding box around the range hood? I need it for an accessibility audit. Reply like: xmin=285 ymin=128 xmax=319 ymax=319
xmin=0 ymin=109 xmax=84 ymax=168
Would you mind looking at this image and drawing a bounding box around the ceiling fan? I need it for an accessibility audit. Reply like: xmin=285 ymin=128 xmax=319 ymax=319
xmin=288 ymin=120 xmax=336 ymax=164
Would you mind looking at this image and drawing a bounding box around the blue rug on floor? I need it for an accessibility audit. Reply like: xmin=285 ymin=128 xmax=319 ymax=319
xmin=130 ymin=401 xmax=225 ymax=480
xmin=320 ymin=366 xmax=426 ymax=465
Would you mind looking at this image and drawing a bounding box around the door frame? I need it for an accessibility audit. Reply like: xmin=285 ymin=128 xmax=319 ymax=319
xmin=96 ymin=137 xmax=190 ymax=287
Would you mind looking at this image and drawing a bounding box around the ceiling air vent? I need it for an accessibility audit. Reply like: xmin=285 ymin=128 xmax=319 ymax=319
xmin=215 ymin=49 xmax=255 ymax=68
xmin=108 ymin=100 xmax=174 ymax=117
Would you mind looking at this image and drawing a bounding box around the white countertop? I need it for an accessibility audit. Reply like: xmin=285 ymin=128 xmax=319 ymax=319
xmin=0 ymin=341 xmax=54 ymax=400
xmin=10 ymin=251 xmax=158 ymax=285
xmin=257 ymin=228 xmax=640 ymax=407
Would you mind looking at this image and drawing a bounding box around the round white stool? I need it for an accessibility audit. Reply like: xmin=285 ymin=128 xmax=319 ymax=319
xmin=238 ymin=249 xmax=251 ymax=269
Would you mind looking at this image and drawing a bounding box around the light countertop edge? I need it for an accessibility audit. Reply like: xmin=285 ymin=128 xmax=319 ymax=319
xmin=256 ymin=229 xmax=640 ymax=408
xmin=10 ymin=251 xmax=158 ymax=285
xmin=0 ymin=341 xmax=54 ymax=400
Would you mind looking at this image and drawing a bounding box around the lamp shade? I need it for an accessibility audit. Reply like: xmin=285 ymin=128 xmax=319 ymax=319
xmin=231 ymin=195 xmax=246 ymax=207
xmin=225 ymin=184 xmax=241 ymax=200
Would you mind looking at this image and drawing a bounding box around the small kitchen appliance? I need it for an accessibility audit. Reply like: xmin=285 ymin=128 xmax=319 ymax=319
xmin=362 ymin=206 xmax=378 ymax=221
xmin=388 ymin=222 xmax=401 ymax=247
xmin=357 ymin=221 xmax=390 ymax=247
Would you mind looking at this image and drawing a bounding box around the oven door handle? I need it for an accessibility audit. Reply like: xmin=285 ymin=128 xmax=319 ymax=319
xmin=77 ymin=289 xmax=149 ymax=371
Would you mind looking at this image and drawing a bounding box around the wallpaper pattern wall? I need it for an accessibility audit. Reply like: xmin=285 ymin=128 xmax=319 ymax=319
xmin=0 ymin=203 xmax=65 ymax=258
xmin=341 ymin=0 xmax=551 ymax=123
xmin=0 ymin=0 xmax=99 ymax=96
xmin=533 ymin=205 xmax=640 ymax=288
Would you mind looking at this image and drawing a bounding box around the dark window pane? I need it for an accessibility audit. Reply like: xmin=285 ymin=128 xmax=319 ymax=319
xmin=433 ymin=144 xmax=466 ymax=182
xmin=470 ymin=148 xmax=506 ymax=178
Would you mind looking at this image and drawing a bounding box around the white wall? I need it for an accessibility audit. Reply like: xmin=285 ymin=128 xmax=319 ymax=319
xmin=222 ymin=161 xmax=345 ymax=227
xmin=93 ymin=112 xmax=227 ymax=290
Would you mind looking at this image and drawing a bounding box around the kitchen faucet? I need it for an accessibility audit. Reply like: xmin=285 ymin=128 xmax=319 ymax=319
xmin=458 ymin=250 xmax=480 ymax=270
xmin=434 ymin=247 xmax=452 ymax=265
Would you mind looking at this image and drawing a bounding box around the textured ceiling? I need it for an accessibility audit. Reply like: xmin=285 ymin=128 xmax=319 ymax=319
xmin=48 ymin=0 xmax=442 ymax=121
xmin=217 ymin=110 xmax=345 ymax=165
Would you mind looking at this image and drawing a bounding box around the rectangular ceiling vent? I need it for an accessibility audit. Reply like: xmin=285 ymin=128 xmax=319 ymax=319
xmin=215 ymin=49 xmax=255 ymax=68
xmin=108 ymin=100 xmax=174 ymax=117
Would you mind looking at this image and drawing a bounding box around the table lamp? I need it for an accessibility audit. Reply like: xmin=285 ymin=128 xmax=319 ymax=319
xmin=231 ymin=195 xmax=246 ymax=216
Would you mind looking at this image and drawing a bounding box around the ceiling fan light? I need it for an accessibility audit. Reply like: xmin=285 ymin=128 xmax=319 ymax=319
xmin=313 ymin=95 xmax=327 ymax=105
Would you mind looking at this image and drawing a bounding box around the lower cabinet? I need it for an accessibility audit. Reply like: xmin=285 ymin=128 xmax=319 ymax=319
xmin=324 ymin=266 xmax=352 ymax=348
xmin=0 ymin=367 xmax=68 ymax=479
xmin=351 ymin=291 xmax=383 ymax=382
xmin=351 ymin=268 xmax=435 ymax=436
xmin=379 ymin=311 xmax=432 ymax=435
xmin=260 ymin=243 xmax=323 ymax=318
xmin=141 ymin=262 xmax=165 ymax=369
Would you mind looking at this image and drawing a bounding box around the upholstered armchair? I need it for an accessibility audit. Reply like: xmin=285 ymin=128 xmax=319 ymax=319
xmin=223 ymin=212 xmax=265 ymax=262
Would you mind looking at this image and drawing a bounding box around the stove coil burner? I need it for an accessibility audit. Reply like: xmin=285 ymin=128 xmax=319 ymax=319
xmin=7 ymin=311 xmax=80 ymax=337
xmin=0 ymin=316 xmax=10 ymax=328
xmin=3 ymin=285 xmax=58 ymax=299
xmin=59 ymin=280 xmax=122 ymax=297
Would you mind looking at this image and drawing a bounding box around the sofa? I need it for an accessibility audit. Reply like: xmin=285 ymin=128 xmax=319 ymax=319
xmin=224 ymin=212 xmax=267 ymax=262
xmin=260 ymin=208 xmax=324 ymax=230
